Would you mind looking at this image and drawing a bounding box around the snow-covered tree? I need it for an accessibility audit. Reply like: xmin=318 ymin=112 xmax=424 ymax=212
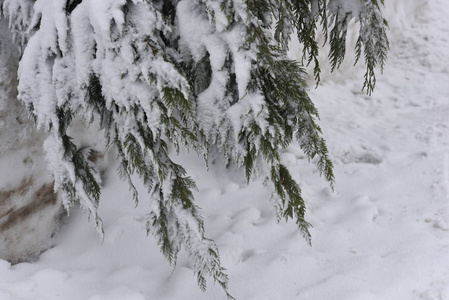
xmin=1 ymin=0 xmax=388 ymax=296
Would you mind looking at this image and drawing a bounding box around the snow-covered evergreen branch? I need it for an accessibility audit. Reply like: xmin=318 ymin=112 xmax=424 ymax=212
xmin=1 ymin=0 xmax=388 ymax=296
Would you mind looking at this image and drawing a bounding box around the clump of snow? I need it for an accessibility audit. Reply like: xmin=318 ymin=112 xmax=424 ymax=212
xmin=328 ymin=0 xmax=362 ymax=18
xmin=1 ymin=0 xmax=34 ymax=48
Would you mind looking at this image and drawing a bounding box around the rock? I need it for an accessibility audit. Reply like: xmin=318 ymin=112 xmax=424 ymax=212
xmin=0 ymin=19 xmax=62 ymax=264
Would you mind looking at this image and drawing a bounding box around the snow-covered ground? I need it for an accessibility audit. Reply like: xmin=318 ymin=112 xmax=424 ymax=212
xmin=1 ymin=0 xmax=449 ymax=299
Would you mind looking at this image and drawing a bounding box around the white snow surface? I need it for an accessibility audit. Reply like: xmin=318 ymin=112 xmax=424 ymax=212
xmin=1 ymin=0 xmax=449 ymax=299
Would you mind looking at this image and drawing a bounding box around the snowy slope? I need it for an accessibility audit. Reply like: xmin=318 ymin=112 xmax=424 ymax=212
xmin=1 ymin=0 xmax=449 ymax=299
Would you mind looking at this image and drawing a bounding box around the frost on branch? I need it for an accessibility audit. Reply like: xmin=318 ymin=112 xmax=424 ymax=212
xmin=0 ymin=0 xmax=34 ymax=49
xmin=1 ymin=0 xmax=388 ymax=296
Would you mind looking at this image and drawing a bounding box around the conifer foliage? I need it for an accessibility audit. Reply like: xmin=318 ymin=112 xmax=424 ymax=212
xmin=1 ymin=0 xmax=388 ymax=296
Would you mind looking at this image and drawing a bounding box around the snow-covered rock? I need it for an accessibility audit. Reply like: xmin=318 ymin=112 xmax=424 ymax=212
xmin=0 ymin=19 xmax=62 ymax=264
